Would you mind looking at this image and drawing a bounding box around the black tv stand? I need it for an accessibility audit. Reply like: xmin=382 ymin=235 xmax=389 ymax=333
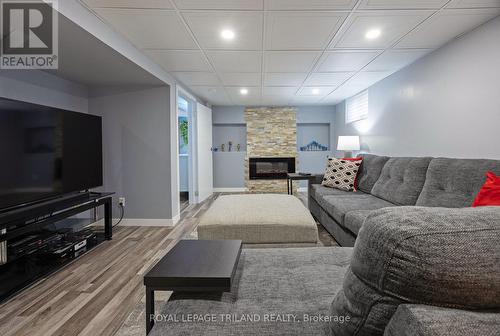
xmin=0 ymin=191 xmax=114 ymax=302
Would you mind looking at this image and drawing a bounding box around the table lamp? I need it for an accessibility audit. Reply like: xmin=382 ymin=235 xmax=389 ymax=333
xmin=337 ymin=136 xmax=360 ymax=158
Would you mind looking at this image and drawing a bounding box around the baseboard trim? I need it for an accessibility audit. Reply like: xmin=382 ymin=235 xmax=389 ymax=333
xmin=117 ymin=218 xmax=178 ymax=227
xmin=213 ymin=188 xmax=248 ymax=192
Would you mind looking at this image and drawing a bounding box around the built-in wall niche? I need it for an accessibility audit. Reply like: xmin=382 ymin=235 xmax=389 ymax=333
xmin=212 ymin=124 xmax=247 ymax=152
xmin=297 ymin=123 xmax=330 ymax=151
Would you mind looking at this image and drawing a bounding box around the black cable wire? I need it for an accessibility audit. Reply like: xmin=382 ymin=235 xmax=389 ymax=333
xmin=113 ymin=204 xmax=124 ymax=227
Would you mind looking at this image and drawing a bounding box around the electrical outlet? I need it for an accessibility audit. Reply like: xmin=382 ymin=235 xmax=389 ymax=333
xmin=118 ymin=197 xmax=126 ymax=207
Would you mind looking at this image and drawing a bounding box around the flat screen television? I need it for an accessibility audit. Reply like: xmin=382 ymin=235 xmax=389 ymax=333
xmin=0 ymin=97 xmax=103 ymax=212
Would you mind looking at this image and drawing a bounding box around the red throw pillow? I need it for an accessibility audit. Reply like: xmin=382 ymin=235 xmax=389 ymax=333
xmin=342 ymin=157 xmax=363 ymax=190
xmin=473 ymin=172 xmax=500 ymax=207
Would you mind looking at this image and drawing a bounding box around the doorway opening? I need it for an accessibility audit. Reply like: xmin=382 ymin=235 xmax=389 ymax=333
xmin=178 ymin=95 xmax=193 ymax=212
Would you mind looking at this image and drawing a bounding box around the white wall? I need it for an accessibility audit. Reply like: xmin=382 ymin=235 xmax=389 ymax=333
xmin=334 ymin=16 xmax=500 ymax=160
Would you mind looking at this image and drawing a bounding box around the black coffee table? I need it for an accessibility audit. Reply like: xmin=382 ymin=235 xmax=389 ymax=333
xmin=143 ymin=239 xmax=242 ymax=334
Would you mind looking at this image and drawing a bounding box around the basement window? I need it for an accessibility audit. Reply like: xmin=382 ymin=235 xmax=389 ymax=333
xmin=345 ymin=90 xmax=368 ymax=124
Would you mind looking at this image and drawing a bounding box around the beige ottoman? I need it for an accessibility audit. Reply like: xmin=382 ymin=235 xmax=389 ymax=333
xmin=198 ymin=194 xmax=319 ymax=246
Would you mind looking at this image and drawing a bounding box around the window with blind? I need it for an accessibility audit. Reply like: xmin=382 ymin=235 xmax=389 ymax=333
xmin=345 ymin=90 xmax=368 ymax=124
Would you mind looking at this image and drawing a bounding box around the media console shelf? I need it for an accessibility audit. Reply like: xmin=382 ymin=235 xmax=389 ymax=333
xmin=0 ymin=191 xmax=114 ymax=302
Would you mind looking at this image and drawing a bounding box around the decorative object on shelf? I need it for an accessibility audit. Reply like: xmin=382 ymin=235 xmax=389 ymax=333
xmin=300 ymin=140 xmax=328 ymax=152
xmin=237 ymin=144 xmax=241 ymax=152
xmin=221 ymin=143 xmax=225 ymax=152
xmin=228 ymin=141 xmax=233 ymax=152
xmin=337 ymin=136 xmax=360 ymax=158
xmin=212 ymin=147 xmax=218 ymax=152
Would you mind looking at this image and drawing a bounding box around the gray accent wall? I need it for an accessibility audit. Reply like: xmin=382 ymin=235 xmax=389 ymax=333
xmin=334 ymin=16 xmax=500 ymax=160
xmin=89 ymin=86 xmax=173 ymax=220
xmin=212 ymin=105 xmax=335 ymax=188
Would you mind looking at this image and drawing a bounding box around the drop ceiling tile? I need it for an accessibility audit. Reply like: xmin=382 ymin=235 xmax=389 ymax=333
xmin=265 ymin=0 xmax=357 ymax=10
xmin=145 ymin=50 xmax=212 ymax=72
xmin=219 ymin=73 xmax=262 ymax=86
xmin=225 ymin=87 xmax=262 ymax=105
xmin=316 ymin=51 xmax=381 ymax=72
xmin=94 ymin=9 xmax=197 ymax=49
xmin=183 ymin=12 xmax=263 ymax=50
xmin=172 ymin=72 xmax=221 ymax=85
xmin=325 ymin=84 xmax=366 ymax=101
xmin=190 ymin=86 xmax=231 ymax=104
xmin=83 ymin=0 xmax=174 ymax=8
xmin=262 ymin=87 xmax=298 ymax=96
xmin=260 ymin=97 xmax=292 ymax=106
xmin=364 ymin=49 xmax=431 ymax=71
xmin=265 ymin=12 xmax=346 ymax=50
xmin=298 ymin=86 xmax=336 ymax=96
xmin=358 ymin=0 xmax=448 ymax=10
xmin=207 ymin=51 xmax=262 ymax=73
xmin=332 ymin=11 xmax=433 ymax=49
xmin=345 ymin=71 xmax=392 ymax=87
xmin=173 ymin=0 xmax=264 ymax=9
xmin=447 ymin=0 xmax=500 ymax=8
xmin=264 ymin=73 xmax=308 ymax=86
xmin=305 ymin=72 xmax=354 ymax=86
xmin=290 ymin=96 xmax=323 ymax=105
xmin=265 ymin=51 xmax=321 ymax=72
xmin=321 ymin=93 xmax=343 ymax=105
xmin=397 ymin=9 xmax=500 ymax=48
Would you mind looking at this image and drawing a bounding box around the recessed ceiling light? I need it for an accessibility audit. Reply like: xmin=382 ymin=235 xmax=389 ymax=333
xmin=221 ymin=29 xmax=235 ymax=40
xmin=240 ymin=88 xmax=248 ymax=95
xmin=311 ymin=88 xmax=320 ymax=95
xmin=365 ymin=28 xmax=381 ymax=40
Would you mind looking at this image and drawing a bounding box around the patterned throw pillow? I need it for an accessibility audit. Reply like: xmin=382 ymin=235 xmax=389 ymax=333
xmin=322 ymin=158 xmax=362 ymax=191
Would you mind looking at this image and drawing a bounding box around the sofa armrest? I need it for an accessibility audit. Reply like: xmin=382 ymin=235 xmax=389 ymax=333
xmin=308 ymin=174 xmax=324 ymax=199
xmin=310 ymin=174 xmax=324 ymax=185
xmin=329 ymin=206 xmax=500 ymax=336
xmin=384 ymin=304 xmax=500 ymax=336
xmin=352 ymin=206 xmax=500 ymax=309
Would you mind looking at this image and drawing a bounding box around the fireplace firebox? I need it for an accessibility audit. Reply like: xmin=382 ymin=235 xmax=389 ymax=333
xmin=249 ymin=157 xmax=295 ymax=180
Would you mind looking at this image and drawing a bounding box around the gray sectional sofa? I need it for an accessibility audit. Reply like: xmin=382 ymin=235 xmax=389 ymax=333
xmin=309 ymin=154 xmax=500 ymax=246
xmin=149 ymin=154 xmax=500 ymax=335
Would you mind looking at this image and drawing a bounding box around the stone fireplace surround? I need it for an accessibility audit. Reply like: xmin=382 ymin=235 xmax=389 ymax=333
xmin=245 ymin=107 xmax=298 ymax=193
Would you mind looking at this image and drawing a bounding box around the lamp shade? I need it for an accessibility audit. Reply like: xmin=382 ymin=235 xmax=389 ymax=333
xmin=337 ymin=136 xmax=360 ymax=151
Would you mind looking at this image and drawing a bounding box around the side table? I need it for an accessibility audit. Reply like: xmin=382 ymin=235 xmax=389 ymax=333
xmin=287 ymin=173 xmax=315 ymax=195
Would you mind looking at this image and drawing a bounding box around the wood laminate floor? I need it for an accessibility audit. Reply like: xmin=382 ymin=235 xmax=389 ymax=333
xmin=0 ymin=194 xmax=219 ymax=336
xmin=0 ymin=192 xmax=333 ymax=336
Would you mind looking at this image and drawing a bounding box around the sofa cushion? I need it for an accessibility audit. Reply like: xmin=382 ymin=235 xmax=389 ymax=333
xmin=317 ymin=194 xmax=395 ymax=225
xmin=322 ymin=157 xmax=363 ymax=191
xmin=343 ymin=210 xmax=373 ymax=235
xmin=311 ymin=184 xmax=364 ymax=199
xmin=416 ymin=158 xmax=500 ymax=207
xmin=330 ymin=206 xmax=500 ymax=336
xmin=150 ymin=247 xmax=353 ymax=336
xmin=384 ymin=304 xmax=500 ymax=336
xmin=357 ymin=154 xmax=390 ymax=193
xmin=371 ymin=157 xmax=432 ymax=206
